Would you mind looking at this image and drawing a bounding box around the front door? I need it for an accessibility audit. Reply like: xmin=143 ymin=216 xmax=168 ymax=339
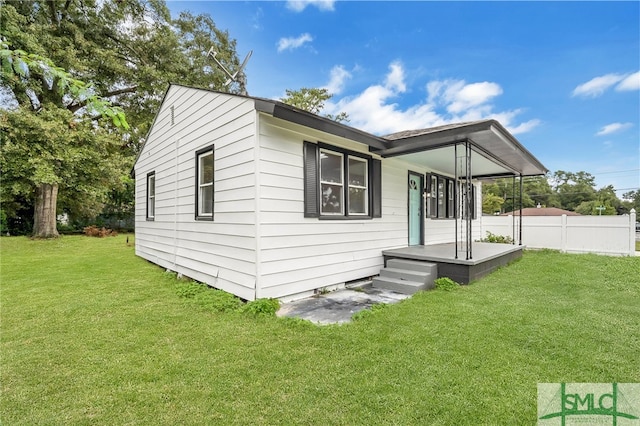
xmin=408 ymin=172 xmax=424 ymax=246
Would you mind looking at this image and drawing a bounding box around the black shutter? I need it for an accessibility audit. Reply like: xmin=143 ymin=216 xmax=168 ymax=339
xmin=371 ymin=159 xmax=382 ymax=218
xmin=303 ymin=141 xmax=319 ymax=218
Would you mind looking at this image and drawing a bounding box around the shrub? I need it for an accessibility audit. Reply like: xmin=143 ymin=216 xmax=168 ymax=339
xmin=175 ymin=281 xmax=208 ymax=299
xmin=241 ymin=298 xmax=280 ymax=316
xmin=434 ymin=277 xmax=460 ymax=291
xmin=479 ymin=231 xmax=513 ymax=244
xmin=83 ymin=225 xmax=117 ymax=237
xmin=174 ymin=278 xmax=280 ymax=317
xmin=193 ymin=289 xmax=243 ymax=313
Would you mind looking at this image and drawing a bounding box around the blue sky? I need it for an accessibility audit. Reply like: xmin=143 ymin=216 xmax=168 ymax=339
xmin=168 ymin=1 xmax=640 ymax=196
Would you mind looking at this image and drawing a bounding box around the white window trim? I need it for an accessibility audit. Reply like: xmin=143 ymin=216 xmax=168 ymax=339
xmin=320 ymin=149 xmax=345 ymax=216
xmin=196 ymin=148 xmax=214 ymax=219
xmin=147 ymin=172 xmax=155 ymax=220
xmin=348 ymin=156 xmax=369 ymax=216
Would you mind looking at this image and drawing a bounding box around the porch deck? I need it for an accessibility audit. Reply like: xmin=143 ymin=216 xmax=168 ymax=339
xmin=382 ymin=242 xmax=524 ymax=284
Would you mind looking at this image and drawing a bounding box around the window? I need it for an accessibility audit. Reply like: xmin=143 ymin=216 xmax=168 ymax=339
xmin=428 ymin=173 xmax=464 ymax=219
xmin=437 ymin=177 xmax=446 ymax=218
xmin=320 ymin=149 xmax=344 ymax=215
xmin=448 ymin=180 xmax=455 ymax=218
xmin=195 ymin=145 xmax=214 ymax=220
xmin=146 ymin=172 xmax=155 ymax=220
xmin=348 ymin=157 xmax=368 ymax=215
xmin=429 ymin=175 xmax=437 ymax=218
xmin=304 ymin=142 xmax=381 ymax=219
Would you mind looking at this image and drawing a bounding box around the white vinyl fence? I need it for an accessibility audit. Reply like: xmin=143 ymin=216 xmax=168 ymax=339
xmin=481 ymin=210 xmax=637 ymax=256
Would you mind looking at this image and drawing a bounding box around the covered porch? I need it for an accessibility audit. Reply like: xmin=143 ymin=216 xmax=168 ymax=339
xmin=371 ymin=119 xmax=546 ymax=289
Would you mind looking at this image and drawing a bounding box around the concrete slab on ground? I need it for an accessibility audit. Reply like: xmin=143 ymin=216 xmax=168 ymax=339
xmin=276 ymin=283 xmax=409 ymax=325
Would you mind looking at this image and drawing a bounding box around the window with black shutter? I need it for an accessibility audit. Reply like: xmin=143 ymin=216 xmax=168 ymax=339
xmin=303 ymin=141 xmax=381 ymax=219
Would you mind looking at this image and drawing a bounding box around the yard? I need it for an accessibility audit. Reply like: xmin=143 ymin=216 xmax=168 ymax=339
xmin=1 ymin=235 xmax=639 ymax=424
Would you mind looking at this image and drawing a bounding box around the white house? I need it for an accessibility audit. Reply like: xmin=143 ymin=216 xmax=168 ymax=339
xmin=133 ymin=84 xmax=547 ymax=301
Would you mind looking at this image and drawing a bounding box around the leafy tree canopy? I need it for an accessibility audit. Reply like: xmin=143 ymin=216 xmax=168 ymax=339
xmin=280 ymin=87 xmax=349 ymax=122
xmin=482 ymin=172 xmax=634 ymax=215
xmin=0 ymin=0 xmax=243 ymax=236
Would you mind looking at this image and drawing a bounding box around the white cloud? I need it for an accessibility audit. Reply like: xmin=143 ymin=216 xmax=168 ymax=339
xmin=508 ymin=119 xmax=542 ymax=135
xmin=277 ymin=33 xmax=313 ymax=52
xmin=323 ymin=65 xmax=351 ymax=95
xmin=321 ymin=62 xmax=539 ymax=137
xmin=571 ymin=72 xmax=640 ymax=97
xmin=384 ymin=61 xmax=406 ymax=93
xmin=616 ymin=71 xmax=640 ymax=92
xmin=596 ymin=122 xmax=633 ymax=136
xmin=441 ymin=81 xmax=503 ymax=114
xmin=251 ymin=7 xmax=264 ymax=30
xmin=286 ymin=0 xmax=335 ymax=12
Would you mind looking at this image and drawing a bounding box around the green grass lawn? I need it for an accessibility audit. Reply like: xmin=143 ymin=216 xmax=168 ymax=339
xmin=2 ymin=235 xmax=639 ymax=425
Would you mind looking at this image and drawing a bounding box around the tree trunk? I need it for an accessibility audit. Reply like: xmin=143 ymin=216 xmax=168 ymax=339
xmin=33 ymin=183 xmax=60 ymax=238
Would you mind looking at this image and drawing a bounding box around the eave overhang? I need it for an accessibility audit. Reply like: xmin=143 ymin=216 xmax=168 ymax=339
xmin=255 ymin=99 xmax=387 ymax=150
xmin=373 ymin=120 xmax=548 ymax=178
xmin=134 ymin=84 xmax=547 ymax=181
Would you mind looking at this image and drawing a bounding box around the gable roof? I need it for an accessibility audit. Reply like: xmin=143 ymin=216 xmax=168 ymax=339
xmin=134 ymin=84 xmax=548 ymax=179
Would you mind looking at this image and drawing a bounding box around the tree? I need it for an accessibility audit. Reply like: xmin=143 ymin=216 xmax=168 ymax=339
xmin=1 ymin=0 xmax=242 ymax=236
xmin=280 ymin=87 xmax=349 ymax=122
xmin=524 ymin=175 xmax=560 ymax=209
xmin=1 ymin=44 xmax=129 ymax=237
xmin=1 ymin=106 xmax=127 ymax=237
xmin=622 ymin=190 xmax=640 ymax=212
xmin=574 ymin=200 xmax=616 ymax=215
xmin=482 ymin=177 xmax=536 ymax=214
xmin=551 ymin=170 xmax=597 ymax=211
xmin=482 ymin=193 xmax=504 ymax=215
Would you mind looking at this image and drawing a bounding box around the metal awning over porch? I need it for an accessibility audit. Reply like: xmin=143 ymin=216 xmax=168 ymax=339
xmin=374 ymin=119 xmax=548 ymax=260
xmin=374 ymin=119 xmax=548 ymax=178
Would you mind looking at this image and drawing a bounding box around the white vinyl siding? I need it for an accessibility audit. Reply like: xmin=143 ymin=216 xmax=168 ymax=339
xmin=134 ymin=86 xmax=258 ymax=300
xmin=135 ymin=85 xmax=486 ymax=302
xmin=256 ymin=116 xmax=405 ymax=300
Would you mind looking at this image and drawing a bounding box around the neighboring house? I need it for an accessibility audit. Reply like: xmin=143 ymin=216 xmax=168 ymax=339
xmin=501 ymin=207 xmax=581 ymax=216
xmin=133 ymin=84 xmax=547 ymax=301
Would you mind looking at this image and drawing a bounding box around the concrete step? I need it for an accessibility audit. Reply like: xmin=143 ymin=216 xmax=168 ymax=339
xmin=387 ymin=258 xmax=437 ymax=275
xmin=371 ymin=276 xmax=434 ymax=295
xmin=380 ymin=267 xmax=431 ymax=284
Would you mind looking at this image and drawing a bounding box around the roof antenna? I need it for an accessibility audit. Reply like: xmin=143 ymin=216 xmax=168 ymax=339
xmin=207 ymin=47 xmax=252 ymax=96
